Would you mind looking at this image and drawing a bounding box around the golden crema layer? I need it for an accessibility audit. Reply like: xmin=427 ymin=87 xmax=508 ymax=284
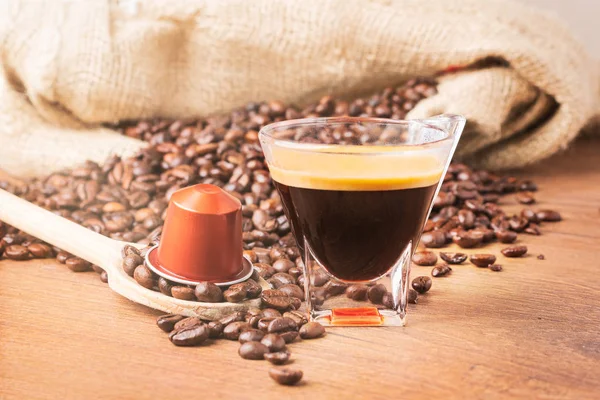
xmin=267 ymin=146 xmax=443 ymax=191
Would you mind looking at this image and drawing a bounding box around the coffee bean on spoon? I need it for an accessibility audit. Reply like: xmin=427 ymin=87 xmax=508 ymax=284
xmin=223 ymin=283 xmax=248 ymax=303
xmin=432 ymin=264 xmax=452 ymax=277
xmin=439 ymin=252 xmax=467 ymax=264
xmin=411 ymin=276 xmax=432 ymax=294
xmin=470 ymin=254 xmax=497 ymax=268
xmin=171 ymin=286 xmax=196 ymax=301
xmin=501 ymin=245 xmax=528 ymax=258
xmin=158 ymin=277 xmax=174 ymax=296
xmin=412 ymin=251 xmax=437 ymax=266
xmin=194 ymin=282 xmax=223 ymax=302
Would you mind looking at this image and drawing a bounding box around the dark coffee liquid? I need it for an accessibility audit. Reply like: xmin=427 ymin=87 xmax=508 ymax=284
xmin=274 ymin=182 xmax=437 ymax=282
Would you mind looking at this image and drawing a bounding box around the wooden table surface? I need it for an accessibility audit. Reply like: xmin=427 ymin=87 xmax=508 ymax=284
xmin=1 ymin=138 xmax=599 ymax=400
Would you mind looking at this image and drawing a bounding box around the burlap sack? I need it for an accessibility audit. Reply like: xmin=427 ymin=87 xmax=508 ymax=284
xmin=1 ymin=0 xmax=599 ymax=178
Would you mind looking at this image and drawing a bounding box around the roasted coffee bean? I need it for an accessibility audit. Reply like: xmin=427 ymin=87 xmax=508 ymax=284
xmin=278 ymin=284 xmax=304 ymax=300
xmin=508 ymin=217 xmax=529 ymax=232
xmin=536 ymin=210 xmax=562 ymax=222
xmin=501 ymin=245 xmax=528 ymax=258
xmin=299 ymin=322 xmax=325 ymax=339
xmin=254 ymin=263 xmax=276 ymax=279
xmin=537 ymin=254 xmax=545 ymax=260
xmin=157 ymin=314 xmax=185 ymax=333
xmin=312 ymin=269 xmax=329 ymax=287
xmin=269 ymin=247 xmax=288 ymax=261
xmin=239 ymin=341 xmax=269 ymax=360
xmin=262 ymin=308 xmax=282 ymax=318
xmin=470 ymin=254 xmax=497 ymax=268
xmin=524 ymin=223 xmax=541 ymax=235
xmin=158 ymin=277 xmax=174 ymax=296
xmin=261 ymin=333 xmax=287 ymax=352
xmin=268 ymin=272 xmax=296 ymax=288
xmin=439 ymin=252 xmax=467 ymax=264
xmin=169 ymin=324 xmax=209 ymax=346
xmin=323 ymin=280 xmax=348 ymax=296
xmin=520 ymin=208 xmax=540 ymax=223
xmin=133 ymin=264 xmax=155 ymax=288
xmin=283 ymin=311 xmax=308 ymax=326
xmin=238 ymin=329 xmax=265 ymax=343
xmin=207 ymin=321 xmax=224 ymax=338
xmin=412 ymin=251 xmax=437 ymax=266
xmin=100 ymin=270 xmax=108 ymax=283
xmin=4 ymin=244 xmax=31 ymax=261
xmin=432 ymin=264 xmax=452 ymax=277
xmin=243 ymin=279 xmax=263 ymax=298
xmin=269 ymin=367 xmax=303 ymax=386
xmin=258 ymin=317 xmax=277 ymax=332
xmin=490 ymin=264 xmax=503 ymax=272
xmin=289 ymin=297 xmax=302 ymax=310
xmin=223 ymin=283 xmax=248 ymax=303
xmin=171 ymin=286 xmax=196 ymax=301
xmin=516 ymin=192 xmax=535 ymax=204
xmin=245 ymin=309 xmax=264 ymax=328
xmin=220 ymin=311 xmax=246 ymax=325
xmin=174 ymin=317 xmax=202 ymax=331
xmin=345 ymin=285 xmax=368 ymax=301
xmin=272 ymin=258 xmax=295 ymax=273
xmin=367 ymin=284 xmax=387 ymax=304
xmin=408 ymin=289 xmax=418 ymax=304
xmin=411 ymin=276 xmax=432 ymax=294
xmin=420 ymin=231 xmax=447 ymax=248
xmin=27 ymin=243 xmax=53 ymax=258
xmin=122 ymin=253 xmax=143 ymax=276
xmin=195 ymin=282 xmax=224 ymax=303
xmin=223 ymin=321 xmax=251 ymax=340
xmin=452 ymin=231 xmax=483 ymax=248
xmin=267 ymin=317 xmax=297 ymax=334
xmin=495 ymin=230 xmax=517 ymax=244
xmin=261 ymin=289 xmax=294 ymax=311
xmin=381 ymin=292 xmax=395 ymax=309
xmin=66 ymin=257 xmax=91 ymax=272
xmin=265 ymin=350 xmax=291 ymax=365
xmin=279 ymin=331 xmax=299 ymax=344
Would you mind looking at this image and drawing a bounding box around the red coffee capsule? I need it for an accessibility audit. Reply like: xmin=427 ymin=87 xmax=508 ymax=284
xmin=145 ymin=184 xmax=253 ymax=285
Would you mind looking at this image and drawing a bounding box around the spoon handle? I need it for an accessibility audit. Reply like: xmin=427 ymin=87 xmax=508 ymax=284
xmin=0 ymin=188 xmax=121 ymax=271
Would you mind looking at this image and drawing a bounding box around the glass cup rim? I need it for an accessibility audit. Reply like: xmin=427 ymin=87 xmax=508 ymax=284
xmin=258 ymin=116 xmax=457 ymax=153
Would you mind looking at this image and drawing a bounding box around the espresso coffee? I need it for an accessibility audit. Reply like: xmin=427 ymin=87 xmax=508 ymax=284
xmin=269 ymin=147 xmax=441 ymax=282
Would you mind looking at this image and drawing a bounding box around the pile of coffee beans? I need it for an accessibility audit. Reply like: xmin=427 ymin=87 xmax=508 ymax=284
xmin=156 ymin=309 xmax=322 ymax=385
xmin=0 ymin=76 xmax=562 ymax=386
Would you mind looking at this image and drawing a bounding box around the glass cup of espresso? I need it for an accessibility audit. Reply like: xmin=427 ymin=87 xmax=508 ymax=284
xmin=259 ymin=115 xmax=465 ymax=326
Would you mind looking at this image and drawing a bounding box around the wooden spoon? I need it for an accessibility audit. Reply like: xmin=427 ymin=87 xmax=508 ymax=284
xmin=0 ymin=188 xmax=270 ymax=320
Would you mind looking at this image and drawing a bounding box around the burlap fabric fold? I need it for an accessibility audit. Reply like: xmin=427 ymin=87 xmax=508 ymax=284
xmin=1 ymin=0 xmax=598 ymax=177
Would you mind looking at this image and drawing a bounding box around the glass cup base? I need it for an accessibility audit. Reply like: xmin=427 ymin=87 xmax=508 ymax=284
xmin=301 ymin=240 xmax=412 ymax=328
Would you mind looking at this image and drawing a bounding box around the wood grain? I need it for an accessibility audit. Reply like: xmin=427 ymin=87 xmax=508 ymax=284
xmin=1 ymin=138 xmax=599 ymax=400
